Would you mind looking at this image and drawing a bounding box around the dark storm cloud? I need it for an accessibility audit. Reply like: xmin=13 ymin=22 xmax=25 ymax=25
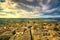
xmin=11 ymin=0 xmax=60 ymax=11
xmin=12 ymin=0 xmax=60 ymax=7
xmin=0 ymin=0 xmax=60 ymax=18
xmin=17 ymin=3 xmax=33 ymax=12
xmin=12 ymin=0 xmax=39 ymax=6
xmin=11 ymin=0 xmax=60 ymax=17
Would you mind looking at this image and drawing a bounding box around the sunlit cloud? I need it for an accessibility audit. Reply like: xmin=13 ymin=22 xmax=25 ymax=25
xmin=0 ymin=0 xmax=60 ymax=18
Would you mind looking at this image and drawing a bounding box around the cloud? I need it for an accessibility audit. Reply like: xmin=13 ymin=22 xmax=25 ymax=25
xmin=42 ymin=7 xmax=58 ymax=13
xmin=26 ymin=0 xmax=34 ymax=2
xmin=0 ymin=0 xmax=60 ymax=18
xmin=0 ymin=8 xmax=40 ymax=18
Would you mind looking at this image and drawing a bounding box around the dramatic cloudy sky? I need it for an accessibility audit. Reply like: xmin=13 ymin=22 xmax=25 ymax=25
xmin=0 ymin=0 xmax=60 ymax=18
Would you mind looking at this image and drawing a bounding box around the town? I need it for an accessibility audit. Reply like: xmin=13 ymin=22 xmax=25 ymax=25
xmin=0 ymin=20 xmax=60 ymax=40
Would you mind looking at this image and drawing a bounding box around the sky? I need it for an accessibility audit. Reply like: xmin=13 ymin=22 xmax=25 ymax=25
xmin=0 ymin=0 xmax=60 ymax=18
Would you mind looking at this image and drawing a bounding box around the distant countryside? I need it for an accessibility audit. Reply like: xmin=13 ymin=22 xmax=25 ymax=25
xmin=0 ymin=18 xmax=60 ymax=40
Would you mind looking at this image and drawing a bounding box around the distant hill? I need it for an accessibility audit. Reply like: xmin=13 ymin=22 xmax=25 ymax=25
xmin=0 ymin=18 xmax=60 ymax=23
